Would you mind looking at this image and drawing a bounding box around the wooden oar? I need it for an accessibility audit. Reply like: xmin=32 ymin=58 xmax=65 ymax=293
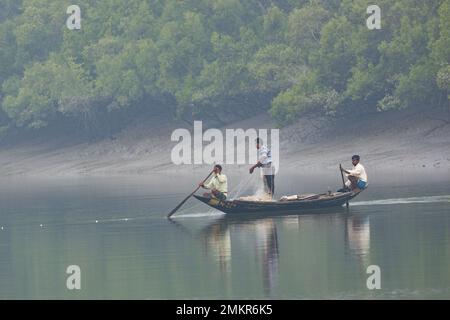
xmin=339 ymin=164 xmax=349 ymax=208
xmin=167 ymin=171 xmax=214 ymax=219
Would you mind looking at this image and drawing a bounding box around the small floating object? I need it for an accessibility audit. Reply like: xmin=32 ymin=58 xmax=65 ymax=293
xmin=40 ymin=224 xmax=43 ymax=227
xmin=95 ymin=220 xmax=99 ymax=223
xmin=1 ymin=226 xmax=3 ymax=230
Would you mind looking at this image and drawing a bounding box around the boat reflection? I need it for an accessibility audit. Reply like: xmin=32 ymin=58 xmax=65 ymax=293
xmin=170 ymin=208 xmax=371 ymax=297
xmin=344 ymin=213 xmax=371 ymax=264
xmin=254 ymin=219 xmax=279 ymax=296
xmin=201 ymin=222 xmax=232 ymax=274
xmin=200 ymin=216 xmax=280 ymax=297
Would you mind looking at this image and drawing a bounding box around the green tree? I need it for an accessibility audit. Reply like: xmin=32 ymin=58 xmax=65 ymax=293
xmin=2 ymin=54 xmax=93 ymax=128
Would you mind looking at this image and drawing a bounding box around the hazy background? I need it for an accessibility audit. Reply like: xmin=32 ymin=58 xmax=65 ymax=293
xmin=0 ymin=0 xmax=450 ymax=300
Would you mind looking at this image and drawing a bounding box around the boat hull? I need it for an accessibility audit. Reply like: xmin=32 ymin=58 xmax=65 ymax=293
xmin=193 ymin=191 xmax=362 ymax=215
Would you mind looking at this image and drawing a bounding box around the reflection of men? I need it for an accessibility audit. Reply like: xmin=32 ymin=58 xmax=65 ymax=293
xmin=199 ymin=165 xmax=228 ymax=200
xmin=249 ymin=138 xmax=274 ymax=198
xmin=256 ymin=219 xmax=279 ymax=297
xmin=340 ymin=155 xmax=368 ymax=191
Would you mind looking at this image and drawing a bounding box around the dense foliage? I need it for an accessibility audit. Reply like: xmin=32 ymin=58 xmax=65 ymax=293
xmin=0 ymin=0 xmax=448 ymax=136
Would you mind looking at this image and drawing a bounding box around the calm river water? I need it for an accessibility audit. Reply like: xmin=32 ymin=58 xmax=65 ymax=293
xmin=0 ymin=173 xmax=449 ymax=299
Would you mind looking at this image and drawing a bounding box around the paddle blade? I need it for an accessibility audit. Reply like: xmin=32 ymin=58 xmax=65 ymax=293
xmin=166 ymin=170 xmax=213 ymax=219
xmin=167 ymin=188 xmax=198 ymax=218
xmin=167 ymin=194 xmax=192 ymax=218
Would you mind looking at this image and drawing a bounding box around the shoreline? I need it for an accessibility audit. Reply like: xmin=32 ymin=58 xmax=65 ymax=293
xmin=0 ymin=107 xmax=449 ymax=179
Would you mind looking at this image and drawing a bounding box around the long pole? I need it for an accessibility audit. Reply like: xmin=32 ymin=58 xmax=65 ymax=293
xmin=167 ymin=171 xmax=214 ymax=219
xmin=339 ymin=164 xmax=349 ymax=208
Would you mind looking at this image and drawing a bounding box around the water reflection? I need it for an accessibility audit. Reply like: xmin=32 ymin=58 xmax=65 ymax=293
xmin=1 ymin=177 xmax=450 ymax=299
xmin=253 ymin=219 xmax=279 ymax=296
xmin=202 ymin=222 xmax=232 ymax=274
xmin=345 ymin=214 xmax=371 ymax=264
xmin=195 ymin=216 xmax=280 ymax=297
xmin=171 ymin=210 xmax=373 ymax=298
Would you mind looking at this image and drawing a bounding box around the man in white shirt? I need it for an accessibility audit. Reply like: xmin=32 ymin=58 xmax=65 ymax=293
xmin=249 ymin=138 xmax=275 ymax=199
xmin=339 ymin=155 xmax=368 ymax=191
xmin=199 ymin=164 xmax=228 ymax=200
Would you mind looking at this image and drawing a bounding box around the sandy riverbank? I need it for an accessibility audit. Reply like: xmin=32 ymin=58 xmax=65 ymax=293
xmin=0 ymin=107 xmax=449 ymax=180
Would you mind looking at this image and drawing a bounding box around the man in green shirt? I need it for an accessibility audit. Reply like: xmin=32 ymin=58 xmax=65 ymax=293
xmin=199 ymin=165 xmax=228 ymax=201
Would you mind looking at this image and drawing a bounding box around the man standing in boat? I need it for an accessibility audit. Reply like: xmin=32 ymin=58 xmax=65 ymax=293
xmin=339 ymin=155 xmax=368 ymax=191
xmin=199 ymin=164 xmax=228 ymax=200
xmin=249 ymin=138 xmax=275 ymax=199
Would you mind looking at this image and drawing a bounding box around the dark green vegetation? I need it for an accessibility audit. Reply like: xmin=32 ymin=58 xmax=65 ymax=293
xmin=0 ymin=0 xmax=449 ymax=139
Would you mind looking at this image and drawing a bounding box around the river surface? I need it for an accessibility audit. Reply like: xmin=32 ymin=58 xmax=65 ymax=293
xmin=0 ymin=174 xmax=449 ymax=299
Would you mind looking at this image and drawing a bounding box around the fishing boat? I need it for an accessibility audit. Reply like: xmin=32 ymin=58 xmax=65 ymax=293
xmin=193 ymin=190 xmax=363 ymax=215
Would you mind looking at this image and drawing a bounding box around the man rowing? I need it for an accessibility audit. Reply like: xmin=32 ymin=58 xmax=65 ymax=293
xmin=199 ymin=164 xmax=228 ymax=200
xmin=339 ymin=155 xmax=368 ymax=191
xmin=249 ymin=138 xmax=275 ymax=199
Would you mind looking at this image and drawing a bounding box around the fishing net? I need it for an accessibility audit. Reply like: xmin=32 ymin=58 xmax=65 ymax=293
xmin=174 ymin=167 xmax=272 ymax=217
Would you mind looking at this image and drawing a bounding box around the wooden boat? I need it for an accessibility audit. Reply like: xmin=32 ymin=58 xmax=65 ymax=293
xmin=193 ymin=190 xmax=363 ymax=215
